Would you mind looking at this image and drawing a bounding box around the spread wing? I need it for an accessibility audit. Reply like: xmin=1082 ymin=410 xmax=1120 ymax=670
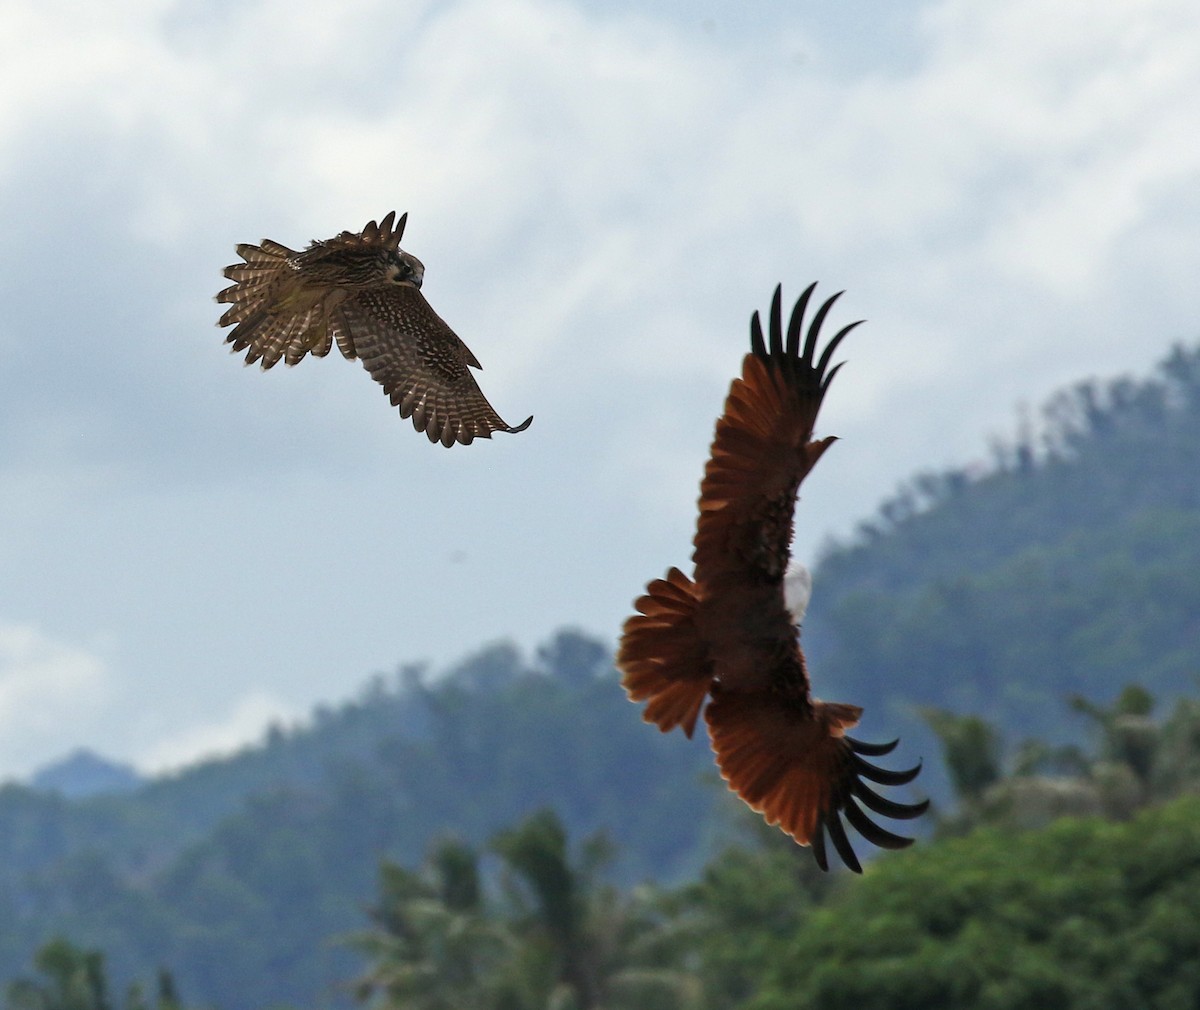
xmin=338 ymin=285 xmax=533 ymax=447
xmin=692 ymin=283 xmax=857 ymax=594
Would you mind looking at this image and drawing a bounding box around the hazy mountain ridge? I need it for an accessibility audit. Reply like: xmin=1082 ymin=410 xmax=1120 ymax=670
xmin=805 ymin=341 xmax=1200 ymax=767
xmin=816 ymin=341 xmax=1200 ymax=601
xmin=0 ymin=634 xmax=723 ymax=1010
xmin=29 ymin=750 xmax=142 ymax=799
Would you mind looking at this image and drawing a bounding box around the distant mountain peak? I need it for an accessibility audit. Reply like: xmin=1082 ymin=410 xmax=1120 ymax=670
xmin=29 ymin=748 xmax=142 ymax=798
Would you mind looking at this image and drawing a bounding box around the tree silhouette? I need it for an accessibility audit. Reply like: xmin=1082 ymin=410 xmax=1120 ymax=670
xmin=6 ymin=940 xmax=182 ymax=1010
xmin=353 ymin=838 xmax=508 ymax=1010
xmin=490 ymin=810 xmax=694 ymax=1010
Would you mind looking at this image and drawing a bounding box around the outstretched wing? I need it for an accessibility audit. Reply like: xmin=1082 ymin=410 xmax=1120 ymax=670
xmin=338 ymin=285 xmax=533 ymax=447
xmin=692 ymin=283 xmax=859 ymax=591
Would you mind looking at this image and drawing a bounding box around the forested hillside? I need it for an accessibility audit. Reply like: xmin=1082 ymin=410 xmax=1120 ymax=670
xmin=1 ymin=339 xmax=1197 ymax=1010
xmin=0 ymin=632 xmax=732 ymax=1010
xmin=806 ymin=340 xmax=1200 ymax=782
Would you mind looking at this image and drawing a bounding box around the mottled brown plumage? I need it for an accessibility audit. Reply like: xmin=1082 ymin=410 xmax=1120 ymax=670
xmin=618 ymin=283 xmax=927 ymax=872
xmin=217 ymin=211 xmax=531 ymax=446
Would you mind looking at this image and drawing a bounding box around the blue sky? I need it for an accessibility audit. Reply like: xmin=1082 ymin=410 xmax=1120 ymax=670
xmin=1 ymin=0 xmax=1198 ymax=778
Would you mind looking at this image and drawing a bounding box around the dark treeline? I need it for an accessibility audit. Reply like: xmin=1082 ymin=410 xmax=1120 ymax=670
xmin=1 ymin=339 xmax=1198 ymax=1009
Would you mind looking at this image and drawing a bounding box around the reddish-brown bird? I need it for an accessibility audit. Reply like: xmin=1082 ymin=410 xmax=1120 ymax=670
xmin=618 ymin=283 xmax=928 ymax=872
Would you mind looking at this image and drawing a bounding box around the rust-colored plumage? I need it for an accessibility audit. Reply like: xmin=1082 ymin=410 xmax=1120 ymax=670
xmin=618 ymin=283 xmax=928 ymax=872
xmin=217 ymin=211 xmax=531 ymax=447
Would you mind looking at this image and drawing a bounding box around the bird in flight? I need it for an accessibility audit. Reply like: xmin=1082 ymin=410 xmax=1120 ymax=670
xmin=617 ymin=283 xmax=928 ymax=872
xmin=217 ymin=211 xmax=532 ymax=447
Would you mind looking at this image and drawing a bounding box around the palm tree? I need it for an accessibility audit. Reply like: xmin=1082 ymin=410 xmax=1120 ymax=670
xmin=490 ymin=810 xmax=698 ymax=1010
xmin=352 ymin=838 xmax=509 ymax=1010
xmin=919 ymin=706 xmax=1003 ymax=806
xmin=6 ymin=940 xmax=182 ymax=1010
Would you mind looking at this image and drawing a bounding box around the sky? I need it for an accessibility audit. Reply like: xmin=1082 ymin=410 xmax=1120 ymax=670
xmin=1 ymin=0 xmax=1198 ymax=780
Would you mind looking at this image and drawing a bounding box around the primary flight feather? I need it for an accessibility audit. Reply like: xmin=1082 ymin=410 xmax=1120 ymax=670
xmin=217 ymin=211 xmax=532 ymax=447
xmin=618 ymin=283 xmax=928 ymax=872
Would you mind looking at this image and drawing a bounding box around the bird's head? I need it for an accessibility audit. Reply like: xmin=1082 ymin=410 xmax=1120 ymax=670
xmin=297 ymin=210 xmax=424 ymax=290
xmin=385 ymin=249 xmax=425 ymax=289
xmin=784 ymin=561 xmax=813 ymax=624
xmin=366 ymin=209 xmax=423 ymax=288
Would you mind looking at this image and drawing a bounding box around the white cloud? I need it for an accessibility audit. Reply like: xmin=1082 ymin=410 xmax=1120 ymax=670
xmin=135 ymin=690 xmax=302 ymax=774
xmin=0 ymin=624 xmax=110 ymax=779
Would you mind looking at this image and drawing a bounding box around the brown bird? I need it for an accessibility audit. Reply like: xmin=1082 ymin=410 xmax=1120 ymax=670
xmin=617 ymin=283 xmax=928 ymax=872
xmin=217 ymin=211 xmax=532 ymax=447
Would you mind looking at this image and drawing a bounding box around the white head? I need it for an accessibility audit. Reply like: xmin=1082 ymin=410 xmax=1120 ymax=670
xmin=784 ymin=561 xmax=813 ymax=624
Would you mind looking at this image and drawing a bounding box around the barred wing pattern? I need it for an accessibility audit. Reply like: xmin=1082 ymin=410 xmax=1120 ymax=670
xmin=339 ymin=285 xmax=533 ymax=447
xmin=216 ymin=211 xmax=530 ymax=447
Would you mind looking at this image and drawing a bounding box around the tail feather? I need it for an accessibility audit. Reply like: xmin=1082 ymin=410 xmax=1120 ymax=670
xmin=617 ymin=568 xmax=712 ymax=738
xmin=218 ymin=241 xmax=294 ymax=305
xmin=218 ymin=240 xmax=348 ymax=368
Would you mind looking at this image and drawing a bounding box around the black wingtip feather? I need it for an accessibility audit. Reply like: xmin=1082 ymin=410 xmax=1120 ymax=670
xmin=852 ymin=752 xmax=924 ymax=787
xmin=750 ymin=311 xmax=767 ymax=357
xmin=748 ymin=283 xmax=850 ymax=402
xmin=847 ymin=736 xmax=900 ymax=757
xmin=803 ymin=290 xmax=845 ymax=365
xmin=851 ymin=778 xmax=931 ymax=821
xmin=769 ymin=285 xmax=784 ymax=357
xmin=823 ymin=810 xmax=863 ymax=874
xmin=801 ymin=737 xmax=928 ymax=873
xmin=842 ymin=798 xmax=919 ymax=851
xmin=811 ymin=824 xmax=830 ymax=872
xmin=785 ymin=282 xmax=818 ymax=357
xmin=817 ymin=321 xmax=864 ymax=377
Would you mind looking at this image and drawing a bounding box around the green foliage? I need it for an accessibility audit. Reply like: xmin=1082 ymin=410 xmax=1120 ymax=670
xmin=352 ymin=839 xmax=506 ymax=1010
xmin=925 ymin=685 xmax=1200 ymax=837
xmin=355 ymin=811 xmax=696 ymax=1010
xmin=918 ymin=709 xmax=1002 ymax=802
xmin=751 ymin=798 xmax=1200 ymax=1010
xmin=657 ymin=820 xmax=831 ymax=1009
xmin=5 ymin=939 xmax=184 ymax=1010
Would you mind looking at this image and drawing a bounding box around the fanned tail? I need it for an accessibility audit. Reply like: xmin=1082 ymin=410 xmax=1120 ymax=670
xmin=705 ymin=693 xmax=928 ymax=872
xmin=617 ymin=568 xmax=713 ymax=738
xmin=217 ymin=239 xmax=344 ymax=368
xmin=217 ymin=240 xmax=295 ymax=325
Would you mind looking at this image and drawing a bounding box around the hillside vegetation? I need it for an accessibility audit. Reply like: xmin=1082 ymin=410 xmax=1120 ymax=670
xmin=807 ymin=340 xmax=1200 ymax=762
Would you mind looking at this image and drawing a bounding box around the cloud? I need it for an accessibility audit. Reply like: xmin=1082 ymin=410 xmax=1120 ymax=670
xmin=0 ymin=624 xmax=110 ymax=779
xmin=134 ymin=689 xmax=302 ymax=774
